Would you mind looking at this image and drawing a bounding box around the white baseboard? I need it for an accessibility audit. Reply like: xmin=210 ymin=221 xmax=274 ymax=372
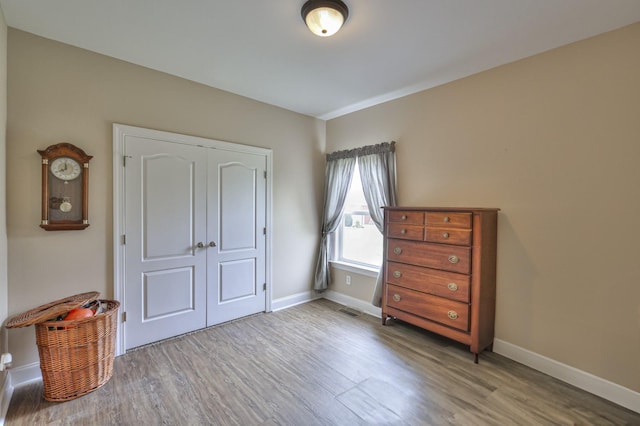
xmin=1 ymin=372 xmax=11 ymax=426
xmin=322 ymin=290 xmax=382 ymax=318
xmin=0 ymin=362 xmax=42 ymax=423
xmin=271 ymin=290 xmax=321 ymax=311
xmin=6 ymin=363 xmax=41 ymax=388
xmin=493 ymin=339 xmax=640 ymax=414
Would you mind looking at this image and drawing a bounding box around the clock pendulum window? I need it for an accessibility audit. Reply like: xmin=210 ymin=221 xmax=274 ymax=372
xmin=37 ymin=143 xmax=93 ymax=231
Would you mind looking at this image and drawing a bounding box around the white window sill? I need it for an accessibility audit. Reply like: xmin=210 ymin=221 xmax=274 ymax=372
xmin=330 ymin=261 xmax=380 ymax=278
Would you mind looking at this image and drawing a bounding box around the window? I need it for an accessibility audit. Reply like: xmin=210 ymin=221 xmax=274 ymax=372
xmin=315 ymin=141 xmax=395 ymax=292
xmin=333 ymin=162 xmax=383 ymax=268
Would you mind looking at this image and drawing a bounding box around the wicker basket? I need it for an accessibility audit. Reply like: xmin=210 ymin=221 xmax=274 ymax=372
xmin=34 ymin=300 xmax=120 ymax=401
xmin=5 ymin=292 xmax=119 ymax=402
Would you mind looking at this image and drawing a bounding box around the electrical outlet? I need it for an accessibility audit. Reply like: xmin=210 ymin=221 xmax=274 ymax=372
xmin=0 ymin=353 xmax=12 ymax=371
xmin=346 ymin=275 xmax=351 ymax=285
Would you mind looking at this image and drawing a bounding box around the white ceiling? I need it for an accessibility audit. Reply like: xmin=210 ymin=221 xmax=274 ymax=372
xmin=2 ymin=1 xmax=640 ymax=120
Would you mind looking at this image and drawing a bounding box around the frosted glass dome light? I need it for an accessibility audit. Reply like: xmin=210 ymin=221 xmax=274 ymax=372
xmin=301 ymin=0 xmax=349 ymax=37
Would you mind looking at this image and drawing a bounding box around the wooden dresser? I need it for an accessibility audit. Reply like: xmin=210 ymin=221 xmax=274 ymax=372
xmin=382 ymin=207 xmax=499 ymax=362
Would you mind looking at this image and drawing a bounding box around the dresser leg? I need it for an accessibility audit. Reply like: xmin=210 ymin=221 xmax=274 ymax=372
xmin=474 ymin=353 xmax=479 ymax=364
xmin=382 ymin=315 xmax=395 ymax=325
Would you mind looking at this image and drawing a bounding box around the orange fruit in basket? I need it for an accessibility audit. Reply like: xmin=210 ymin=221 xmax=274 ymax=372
xmin=64 ymin=307 xmax=94 ymax=321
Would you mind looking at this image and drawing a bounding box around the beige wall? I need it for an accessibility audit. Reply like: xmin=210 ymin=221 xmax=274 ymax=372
xmin=6 ymin=29 xmax=325 ymax=366
xmin=0 ymin=8 xmax=8 ymax=362
xmin=327 ymin=23 xmax=640 ymax=392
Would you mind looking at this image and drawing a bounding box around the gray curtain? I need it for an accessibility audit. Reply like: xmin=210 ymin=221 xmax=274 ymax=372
xmin=313 ymin=154 xmax=356 ymax=291
xmin=358 ymin=142 xmax=397 ymax=307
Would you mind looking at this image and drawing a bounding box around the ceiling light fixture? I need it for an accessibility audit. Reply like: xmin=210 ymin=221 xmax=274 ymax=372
xmin=301 ymin=0 xmax=349 ymax=37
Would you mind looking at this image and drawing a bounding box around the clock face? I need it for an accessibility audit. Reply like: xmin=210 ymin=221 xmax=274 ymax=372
xmin=51 ymin=157 xmax=82 ymax=181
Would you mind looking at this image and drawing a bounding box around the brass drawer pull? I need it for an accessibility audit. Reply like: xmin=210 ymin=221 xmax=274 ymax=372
xmin=443 ymin=232 xmax=449 ymax=238
xmin=393 ymin=271 xmax=402 ymax=278
xmin=448 ymin=255 xmax=459 ymax=264
xmin=447 ymin=310 xmax=458 ymax=320
xmin=394 ymin=247 xmax=402 ymax=255
xmin=447 ymin=282 xmax=458 ymax=291
xmin=443 ymin=216 xmax=450 ymax=223
xmin=400 ymin=229 xmax=407 ymax=234
xmin=393 ymin=294 xmax=401 ymax=302
xmin=401 ymin=215 xmax=407 ymax=221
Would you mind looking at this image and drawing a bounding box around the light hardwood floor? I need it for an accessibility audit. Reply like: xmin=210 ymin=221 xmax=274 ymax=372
xmin=6 ymin=299 xmax=640 ymax=425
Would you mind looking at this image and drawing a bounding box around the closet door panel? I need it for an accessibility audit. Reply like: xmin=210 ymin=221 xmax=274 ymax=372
xmin=124 ymin=136 xmax=207 ymax=350
xmin=207 ymin=149 xmax=267 ymax=326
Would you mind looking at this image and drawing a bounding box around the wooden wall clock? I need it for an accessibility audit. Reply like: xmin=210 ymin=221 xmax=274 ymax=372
xmin=37 ymin=143 xmax=93 ymax=231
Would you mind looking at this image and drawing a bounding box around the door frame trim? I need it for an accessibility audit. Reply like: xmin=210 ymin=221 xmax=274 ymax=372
xmin=113 ymin=123 xmax=273 ymax=356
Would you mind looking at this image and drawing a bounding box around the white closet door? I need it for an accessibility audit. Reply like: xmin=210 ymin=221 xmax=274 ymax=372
xmin=124 ymin=136 xmax=207 ymax=349
xmin=206 ymin=149 xmax=267 ymax=326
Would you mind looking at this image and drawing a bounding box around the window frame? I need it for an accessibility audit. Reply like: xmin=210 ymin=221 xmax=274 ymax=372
xmin=329 ymin=161 xmax=383 ymax=274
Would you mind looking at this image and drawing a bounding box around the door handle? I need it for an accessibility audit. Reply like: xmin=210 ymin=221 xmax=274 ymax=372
xmin=196 ymin=242 xmax=205 ymax=249
xmin=209 ymin=241 xmax=217 ymax=247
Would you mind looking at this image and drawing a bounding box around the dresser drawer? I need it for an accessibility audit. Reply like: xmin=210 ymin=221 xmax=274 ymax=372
xmin=387 ymin=210 xmax=424 ymax=225
xmin=386 ymin=261 xmax=470 ymax=303
xmin=386 ymin=284 xmax=469 ymax=331
xmin=425 ymin=227 xmax=472 ymax=246
xmin=425 ymin=212 xmax=471 ymax=229
xmin=387 ymin=239 xmax=471 ymax=274
xmin=387 ymin=223 xmax=423 ymax=241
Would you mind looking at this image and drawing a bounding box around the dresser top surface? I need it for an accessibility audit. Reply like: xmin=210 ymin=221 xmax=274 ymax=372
xmin=383 ymin=207 xmax=500 ymax=212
